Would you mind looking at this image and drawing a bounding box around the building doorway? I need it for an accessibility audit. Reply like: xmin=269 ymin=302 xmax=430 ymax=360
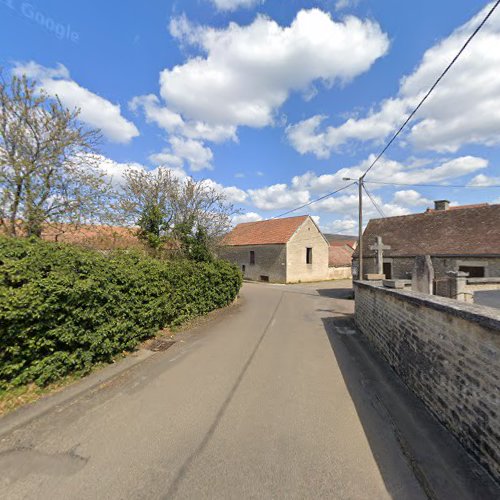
xmin=383 ymin=262 xmax=392 ymax=279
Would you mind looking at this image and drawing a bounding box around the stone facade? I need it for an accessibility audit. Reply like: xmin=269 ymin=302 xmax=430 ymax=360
xmin=285 ymin=216 xmax=329 ymax=283
xmin=354 ymin=281 xmax=500 ymax=481
xmin=220 ymin=216 xmax=329 ymax=283
xmin=219 ymin=244 xmax=286 ymax=283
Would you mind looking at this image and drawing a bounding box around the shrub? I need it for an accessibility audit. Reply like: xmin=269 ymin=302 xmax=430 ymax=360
xmin=0 ymin=236 xmax=242 ymax=388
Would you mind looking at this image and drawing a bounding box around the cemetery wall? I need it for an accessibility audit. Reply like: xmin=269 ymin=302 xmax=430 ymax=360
xmin=354 ymin=281 xmax=500 ymax=482
xmin=357 ymin=256 xmax=500 ymax=280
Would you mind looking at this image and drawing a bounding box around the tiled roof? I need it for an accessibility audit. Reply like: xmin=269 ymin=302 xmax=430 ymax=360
xmin=223 ymin=215 xmax=308 ymax=246
xmin=329 ymin=246 xmax=354 ymax=267
xmin=324 ymin=233 xmax=358 ymax=243
xmin=41 ymin=224 xmax=143 ymax=250
xmin=355 ymin=204 xmax=500 ymax=258
xmin=329 ymin=239 xmax=357 ymax=250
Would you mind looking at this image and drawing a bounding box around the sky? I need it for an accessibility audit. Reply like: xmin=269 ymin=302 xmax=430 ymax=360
xmin=1 ymin=0 xmax=500 ymax=234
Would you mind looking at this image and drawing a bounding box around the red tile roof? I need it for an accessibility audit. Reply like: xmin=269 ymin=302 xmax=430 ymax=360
xmin=355 ymin=204 xmax=500 ymax=258
xmin=223 ymin=215 xmax=309 ymax=246
xmin=329 ymin=246 xmax=354 ymax=267
xmin=329 ymin=239 xmax=357 ymax=250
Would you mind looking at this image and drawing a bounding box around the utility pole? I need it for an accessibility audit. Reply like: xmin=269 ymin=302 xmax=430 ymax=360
xmin=342 ymin=176 xmax=364 ymax=280
xmin=358 ymin=177 xmax=363 ymax=280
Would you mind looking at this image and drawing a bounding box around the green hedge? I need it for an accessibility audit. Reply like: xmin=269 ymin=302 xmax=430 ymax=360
xmin=0 ymin=236 xmax=242 ymax=388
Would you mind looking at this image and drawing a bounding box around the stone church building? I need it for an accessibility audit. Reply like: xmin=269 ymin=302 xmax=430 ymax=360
xmin=220 ymin=215 xmax=329 ymax=283
xmin=353 ymin=201 xmax=500 ymax=280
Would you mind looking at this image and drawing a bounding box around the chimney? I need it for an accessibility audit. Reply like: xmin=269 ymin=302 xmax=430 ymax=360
xmin=434 ymin=200 xmax=450 ymax=211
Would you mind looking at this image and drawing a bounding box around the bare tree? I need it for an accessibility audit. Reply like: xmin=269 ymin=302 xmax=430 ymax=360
xmin=0 ymin=70 xmax=111 ymax=237
xmin=120 ymin=167 xmax=239 ymax=258
xmin=119 ymin=167 xmax=178 ymax=250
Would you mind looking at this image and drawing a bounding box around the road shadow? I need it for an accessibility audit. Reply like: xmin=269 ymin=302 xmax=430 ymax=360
xmin=316 ymin=287 xmax=354 ymax=299
xmin=321 ymin=314 xmax=500 ymax=499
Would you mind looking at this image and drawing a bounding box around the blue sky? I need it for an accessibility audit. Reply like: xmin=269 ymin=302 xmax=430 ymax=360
xmin=1 ymin=0 xmax=499 ymax=233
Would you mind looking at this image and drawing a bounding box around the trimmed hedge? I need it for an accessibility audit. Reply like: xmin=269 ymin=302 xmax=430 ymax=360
xmin=0 ymin=236 xmax=242 ymax=388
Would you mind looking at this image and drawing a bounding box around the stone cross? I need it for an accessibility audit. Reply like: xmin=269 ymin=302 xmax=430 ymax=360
xmin=369 ymin=236 xmax=391 ymax=275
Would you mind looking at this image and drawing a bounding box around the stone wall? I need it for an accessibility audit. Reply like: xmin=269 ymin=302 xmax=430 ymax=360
xmin=354 ymin=281 xmax=500 ymax=481
xmin=354 ymin=256 xmax=500 ymax=280
xmin=327 ymin=266 xmax=352 ymax=280
xmin=219 ymin=244 xmax=286 ymax=283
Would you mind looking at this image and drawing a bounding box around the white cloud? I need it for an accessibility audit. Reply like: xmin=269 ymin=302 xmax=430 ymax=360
xmin=233 ymin=212 xmax=263 ymax=224
xmin=245 ymin=154 xmax=487 ymax=217
xmin=291 ymin=155 xmax=487 ymax=194
xmin=129 ymin=94 xmax=237 ymax=143
xmin=162 ymin=9 xmax=388 ymax=131
xmin=14 ymin=62 xmax=139 ymax=144
xmin=92 ymin=155 xmax=149 ymax=187
xmin=169 ymin=136 xmax=213 ymax=171
xmin=468 ymin=173 xmax=500 ymax=187
xmin=204 ymin=179 xmax=248 ymax=203
xmin=249 ymin=183 xmax=310 ymax=210
xmin=324 ymin=218 xmax=357 ymax=233
xmin=392 ymin=190 xmax=431 ymax=207
xmin=148 ymin=151 xmax=184 ymax=168
xmin=211 ymin=0 xmax=264 ymax=12
xmin=152 ymin=136 xmax=214 ymax=172
xmin=335 ymin=0 xmax=360 ymax=12
xmin=287 ymin=3 xmax=500 ymax=156
xmin=311 ymin=215 xmax=320 ymax=226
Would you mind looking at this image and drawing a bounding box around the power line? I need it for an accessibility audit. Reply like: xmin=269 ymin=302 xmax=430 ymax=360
xmin=362 ymin=184 xmax=386 ymax=218
xmin=272 ymin=182 xmax=357 ymax=219
xmin=360 ymin=0 xmax=500 ymax=180
xmin=365 ymin=180 xmax=500 ymax=188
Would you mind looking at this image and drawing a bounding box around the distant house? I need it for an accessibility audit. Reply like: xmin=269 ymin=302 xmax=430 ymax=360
xmin=324 ymin=234 xmax=358 ymax=279
xmin=220 ymin=215 xmax=329 ymax=283
xmin=353 ymin=201 xmax=500 ymax=280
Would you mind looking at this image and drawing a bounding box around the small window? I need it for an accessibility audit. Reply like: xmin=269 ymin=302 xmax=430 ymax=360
xmin=458 ymin=266 xmax=485 ymax=278
xmin=250 ymin=251 xmax=255 ymax=265
xmin=242 ymin=264 xmax=246 ymax=273
xmin=260 ymin=275 xmax=269 ymax=282
xmin=306 ymin=247 xmax=313 ymax=265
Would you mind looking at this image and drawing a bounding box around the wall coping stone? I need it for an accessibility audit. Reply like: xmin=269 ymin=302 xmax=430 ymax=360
xmin=354 ymin=280 xmax=500 ymax=332
xmin=467 ymin=277 xmax=500 ymax=284
xmin=382 ymin=279 xmax=405 ymax=289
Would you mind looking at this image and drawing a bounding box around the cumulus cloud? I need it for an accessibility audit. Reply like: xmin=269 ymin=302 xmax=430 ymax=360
xmin=13 ymin=62 xmax=139 ymax=144
xmin=468 ymin=173 xmax=500 ymax=187
xmin=149 ymin=136 xmax=214 ymax=172
xmin=291 ymin=155 xmax=487 ymax=194
xmin=232 ymin=212 xmax=263 ymax=224
xmin=325 ymin=218 xmax=357 ymax=233
xmin=129 ymin=94 xmax=237 ymax=143
xmin=93 ymin=155 xmax=146 ymax=187
xmin=246 ymin=154 xmax=487 ymax=221
xmin=163 ymin=10 xmax=388 ymax=131
xmin=335 ymin=0 xmax=360 ymax=11
xmin=392 ymin=190 xmax=431 ymax=207
xmin=211 ymin=0 xmax=264 ymax=12
xmin=204 ymin=179 xmax=248 ymax=203
xmin=249 ymin=183 xmax=310 ymax=210
xmin=287 ymin=3 xmax=500 ymax=156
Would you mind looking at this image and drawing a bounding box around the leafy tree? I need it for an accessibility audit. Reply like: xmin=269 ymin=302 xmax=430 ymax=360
xmin=0 ymin=70 xmax=111 ymax=237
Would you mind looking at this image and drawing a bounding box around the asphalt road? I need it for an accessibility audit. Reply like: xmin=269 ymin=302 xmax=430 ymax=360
xmin=1 ymin=281 xmax=498 ymax=499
